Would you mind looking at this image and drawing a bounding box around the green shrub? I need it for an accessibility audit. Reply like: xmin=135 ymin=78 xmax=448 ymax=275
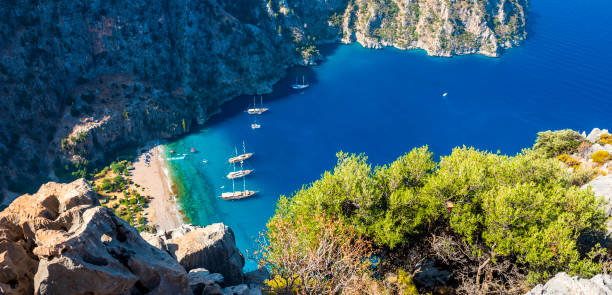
xmin=266 ymin=146 xmax=607 ymax=292
xmin=534 ymin=129 xmax=583 ymax=157
xmin=591 ymin=150 xmax=611 ymax=164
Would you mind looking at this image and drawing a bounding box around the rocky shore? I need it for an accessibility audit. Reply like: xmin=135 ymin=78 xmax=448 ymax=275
xmin=0 ymin=179 xmax=266 ymax=295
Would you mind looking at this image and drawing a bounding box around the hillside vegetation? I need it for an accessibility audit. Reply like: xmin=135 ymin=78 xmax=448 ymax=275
xmin=0 ymin=0 xmax=528 ymax=200
xmin=260 ymin=141 xmax=608 ymax=294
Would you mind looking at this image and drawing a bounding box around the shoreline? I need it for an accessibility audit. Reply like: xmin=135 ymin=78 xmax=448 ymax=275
xmin=130 ymin=144 xmax=183 ymax=232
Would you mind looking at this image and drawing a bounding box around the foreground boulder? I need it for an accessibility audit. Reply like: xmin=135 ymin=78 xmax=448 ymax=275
xmin=0 ymin=179 xmax=192 ymax=295
xmin=525 ymin=272 xmax=612 ymax=295
xmin=188 ymin=268 xmax=224 ymax=295
xmin=142 ymin=223 xmax=245 ymax=286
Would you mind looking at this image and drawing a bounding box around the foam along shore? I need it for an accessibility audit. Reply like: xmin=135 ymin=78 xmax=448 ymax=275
xmin=131 ymin=144 xmax=182 ymax=232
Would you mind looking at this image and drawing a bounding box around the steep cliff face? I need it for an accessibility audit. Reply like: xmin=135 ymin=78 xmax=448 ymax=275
xmin=0 ymin=0 xmax=528 ymax=200
xmin=339 ymin=0 xmax=528 ymax=56
xmin=0 ymin=0 xmax=298 ymax=197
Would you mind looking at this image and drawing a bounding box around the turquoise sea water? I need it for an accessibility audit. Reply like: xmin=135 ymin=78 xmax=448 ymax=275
xmin=165 ymin=0 xmax=612 ymax=269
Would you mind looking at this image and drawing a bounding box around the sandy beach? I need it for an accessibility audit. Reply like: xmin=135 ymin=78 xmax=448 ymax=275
xmin=131 ymin=145 xmax=182 ymax=232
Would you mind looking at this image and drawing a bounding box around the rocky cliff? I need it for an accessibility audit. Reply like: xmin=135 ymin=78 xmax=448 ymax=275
xmin=0 ymin=179 xmax=192 ymax=294
xmin=0 ymin=0 xmax=528 ymax=201
xmin=0 ymin=179 xmax=264 ymax=295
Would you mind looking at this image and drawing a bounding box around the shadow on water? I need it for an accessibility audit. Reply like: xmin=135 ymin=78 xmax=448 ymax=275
xmin=525 ymin=10 xmax=540 ymax=40
xmin=202 ymin=43 xmax=341 ymax=128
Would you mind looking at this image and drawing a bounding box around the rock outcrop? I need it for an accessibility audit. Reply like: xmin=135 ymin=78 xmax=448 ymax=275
xmin=141 ymin=223 xmax=245 ymax=286
xmin=0 ymin=179 xmax=192 ymax=294
xmin=188 ymin=268 xmax=224 ymax=295
xmin=0 ymin=0 xmax=529 ymax=202
xmin=525 ymin=272 xmax=612 ymax=295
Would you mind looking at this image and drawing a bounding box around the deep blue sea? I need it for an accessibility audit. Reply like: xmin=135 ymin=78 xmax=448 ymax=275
xmin=165 ymin=0 xmax=612 ymax=269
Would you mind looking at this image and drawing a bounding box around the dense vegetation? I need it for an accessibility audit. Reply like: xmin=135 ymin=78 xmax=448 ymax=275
xmin=260 ymin=142 xmax=609 ymax=294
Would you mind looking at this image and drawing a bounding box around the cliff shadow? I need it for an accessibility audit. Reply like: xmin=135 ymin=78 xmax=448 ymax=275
xmin=201 ymin=43 xmax=341 ymax=129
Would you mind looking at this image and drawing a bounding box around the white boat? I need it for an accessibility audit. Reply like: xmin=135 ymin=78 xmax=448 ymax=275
xmin=291 ymin=76 xmax=309 ymax=89
xmin=251 ymin=123 xmax=261 ymax=129
xmin=228 ymin=142 xmax=253 ymax=163
xmin=247 ymin=96 xmax=269 ymax=115
xmin=443 ymin=92 xmax=448 ymax=97
xmin=220 ymin=156 xmax=257 ymax=200
xmin=221 ymin=190 xmax=256 ymax=200
xmin=227 ymin=169 xmax=253 ymax=179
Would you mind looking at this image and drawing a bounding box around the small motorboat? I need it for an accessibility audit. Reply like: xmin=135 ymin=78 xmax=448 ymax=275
xmin=251 ymin=123 xmax=261 ymax=130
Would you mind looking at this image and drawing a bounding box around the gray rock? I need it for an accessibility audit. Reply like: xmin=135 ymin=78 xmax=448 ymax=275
xmin=584 ymin=175 xmax=612 ymax=217
xmin=189 ymin=268 xmax=225 ymax=295
xmin=142 ymin=223 xmax=245 ymax=286
xmin=0 ymin=179 xmax=192 ymax=295
xmin=525 ymin=272 xmax=612 ymax=295
xmin=203 ymin=283 xmax=224 ymax=295
xmin=245 ymin=267 xmax=270 ymax=285
xmin=587 ymin=128 xmax=610 ymax=143
xmin=412 ymin=260 xmax=450 ymax=288
xmin=189 ymin=268 xmax=224 ymax=285
xmin=223 ymin=284 xmax=251 ymax=295
xmin=584 ymin=174 xmax=612 ymax=246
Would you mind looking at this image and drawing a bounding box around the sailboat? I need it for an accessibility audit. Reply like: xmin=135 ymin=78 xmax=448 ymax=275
xmin=251 ymin=117 xmax=261 ymax=130
xmin=291 ymin=76 xmax=309 ymax=90
xmin=228 ymin=141 xmax=253 ymax=163
xmin=247 ymin=96 xmax=269 ymax=115
xmin=227 ymin=168 xmax=253 ymax=179
xmin=226 ymin=145 xmax=253 ymax=179
xmin=221 ymin=156 xmax=257 ymax=200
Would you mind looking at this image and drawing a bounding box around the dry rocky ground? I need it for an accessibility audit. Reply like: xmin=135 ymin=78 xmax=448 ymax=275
xmin=0 ymin=179 xmax=267 ymax=295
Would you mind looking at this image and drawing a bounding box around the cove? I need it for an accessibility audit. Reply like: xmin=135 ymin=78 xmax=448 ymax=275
xmin=165 ymin=0 xmax=612 ymax=269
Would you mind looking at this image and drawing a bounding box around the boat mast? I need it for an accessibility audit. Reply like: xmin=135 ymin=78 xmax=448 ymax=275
xmin=242 ymin=142 xmax=247 ymax=193
xmin=241 ymin=160 xmax=246 ymax=193
xmin=232 ymin=147 xmax=237 ymax=192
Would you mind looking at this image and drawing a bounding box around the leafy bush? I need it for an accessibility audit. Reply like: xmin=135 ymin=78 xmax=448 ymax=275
xmin=110 ymin=161 xmax=129 ymax=175
xmin=534 ymin=129 xmax=584 ymax=158
xmin=591 ymin=150 xmax=611 ymax=164
xmin=264 ymin=146 xmax=608 ymax=293
xmin=100 ymin=175 xmax=125 ymax=192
